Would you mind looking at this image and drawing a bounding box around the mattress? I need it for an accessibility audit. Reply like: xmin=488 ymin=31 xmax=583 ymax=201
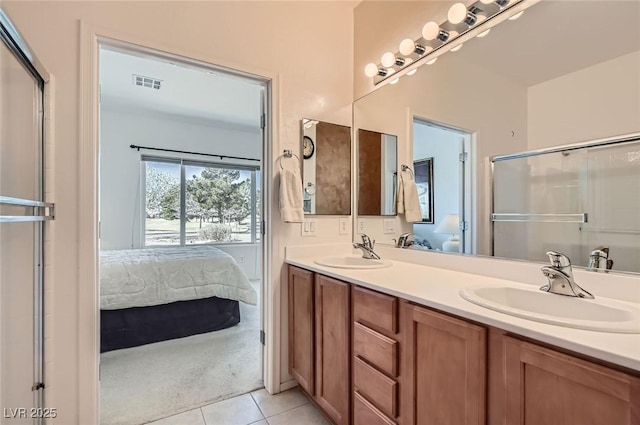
xmin=100 ymin=246 xmax=257 ymax=310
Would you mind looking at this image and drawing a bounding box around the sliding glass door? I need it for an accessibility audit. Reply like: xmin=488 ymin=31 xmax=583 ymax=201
xmin=0 ymin=10 xmax=50 ymax=424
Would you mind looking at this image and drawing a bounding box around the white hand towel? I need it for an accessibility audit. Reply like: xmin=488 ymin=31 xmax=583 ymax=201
xmin=279 ymin=165 xmax=304 ymax=223
xmin=397 ymin=170 xmax=422 ymax=223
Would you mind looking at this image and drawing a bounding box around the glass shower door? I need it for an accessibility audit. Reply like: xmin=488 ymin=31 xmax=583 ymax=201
xmin=0 ymin=11 xmax=50 ymax=424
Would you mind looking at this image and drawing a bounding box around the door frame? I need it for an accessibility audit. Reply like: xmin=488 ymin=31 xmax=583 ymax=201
xmin=411 ymin=116 xmax=476 ymax=254
xmin=79 ymin=22 xmax=280 ymax=424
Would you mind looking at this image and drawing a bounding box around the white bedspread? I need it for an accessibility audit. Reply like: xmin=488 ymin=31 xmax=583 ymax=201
xmin=100 ymin=246 xmax=257 ymax=310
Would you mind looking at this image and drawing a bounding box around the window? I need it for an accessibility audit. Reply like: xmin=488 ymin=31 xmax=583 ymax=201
xmin=143 ymin=157 xmax=259 ymax=246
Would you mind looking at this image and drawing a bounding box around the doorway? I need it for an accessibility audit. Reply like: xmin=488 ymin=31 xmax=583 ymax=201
xmin=412 ymin=118 xmax=473 ymax=254
xmin=97 ymin=42 xmax=268 ymax=425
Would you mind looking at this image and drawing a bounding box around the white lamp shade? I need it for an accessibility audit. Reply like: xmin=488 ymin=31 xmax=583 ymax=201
xmin=381 ymin=52 xmax=396 ymax=67
xmin=448 ymin=3 xmax=468 ymax=25
xmin=434 ymin=214 xmax=460 ymax=235
xmin=422 ymin=21 xmax=440 ymax=40
xmin=364 ymin=63 xmax=379 ymax=77
xmin=399 ymin=39 xmax=416 ymax=56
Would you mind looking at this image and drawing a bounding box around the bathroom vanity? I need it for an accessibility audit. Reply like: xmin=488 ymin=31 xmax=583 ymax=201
xmin=286 ymin=254 xmax=640 ymax=425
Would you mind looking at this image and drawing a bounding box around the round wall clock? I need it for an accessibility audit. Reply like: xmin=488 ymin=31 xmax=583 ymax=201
xmin=303 ymin=136 xmax=315 ymax=159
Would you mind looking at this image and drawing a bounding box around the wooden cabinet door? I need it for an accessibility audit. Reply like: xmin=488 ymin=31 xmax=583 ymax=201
xmin=402 ymin=301 xmax=486 ymax=425
xmin=315 ymin=274 xmax=350 ymax=425
xmin=503 ymin=336 xmax=640 ymax=425
xmin=288 ymin=266 xmax=315 ymax=395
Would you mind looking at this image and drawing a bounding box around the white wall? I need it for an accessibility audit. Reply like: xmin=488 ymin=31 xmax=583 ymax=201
xmin=412 ymin=123 xmax=461 ymax=251
xmin=528 ymin=50 xmax=640 ymax=150
xmin=1 ymin=2 xmax=355 ymax=423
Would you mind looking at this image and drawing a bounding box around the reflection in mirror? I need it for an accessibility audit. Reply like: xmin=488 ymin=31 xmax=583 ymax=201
xmin=357 ymin=129 xmax=397 ymax=216
xmin=353 ymin=1 xmax=640 ymax=274
xmin=302 ymin=118 xmax=351 ymax=215
xmin=492 ymin=136 xmax=640 ymax=273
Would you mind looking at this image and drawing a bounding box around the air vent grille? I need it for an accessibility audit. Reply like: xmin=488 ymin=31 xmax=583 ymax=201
xmin=133 ymin=74 xmax=162 ymax=90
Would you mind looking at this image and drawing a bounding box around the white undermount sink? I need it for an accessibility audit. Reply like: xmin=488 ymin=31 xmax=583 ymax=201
xmin=460 ymin=286 xmax=640 ymax=333
xmin=314 ymin=256 xmax=392 ymax=269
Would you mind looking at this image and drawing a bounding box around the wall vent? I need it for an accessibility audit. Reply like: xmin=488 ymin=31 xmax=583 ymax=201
xmin=133 ymin=74 xmax=162 ymax=90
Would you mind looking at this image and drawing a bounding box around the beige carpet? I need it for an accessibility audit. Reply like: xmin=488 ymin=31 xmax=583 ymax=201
xmin=100 ymin=281 xmax=262 ymax=425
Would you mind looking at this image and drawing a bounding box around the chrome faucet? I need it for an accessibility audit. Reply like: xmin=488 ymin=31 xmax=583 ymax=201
xmin=588 ymin=246 xmax=613 ymax=271
xmin=540 ymin=251 xmax=594 ymax=299
xmin=396 ymin=233 xmax=414 ymax=248
xmin=353 ymin=234 xmax=381 ymax=260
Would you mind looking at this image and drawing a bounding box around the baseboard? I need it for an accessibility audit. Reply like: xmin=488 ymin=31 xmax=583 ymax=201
xmin=279 ymin=379 xmax=298 ymax=392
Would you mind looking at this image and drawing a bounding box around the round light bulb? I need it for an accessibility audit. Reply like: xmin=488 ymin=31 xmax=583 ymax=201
xmin=390 ymin=78 xmax=400 ymax=85
xmin=407 ymin=68 xmax=418 ymax=76
xmin=381 ymin=52 xmax=396 ymax=67
xmin=448 ymin=3 xmax=468 ymax=25
xmin=426 ymin=57 xmax=438 ymax=65
xmin=399 ymin=39 xmax=416 ymax=56
xmin=508 ymin=10 xmax=524 ymax=20
xmin=422 ymin=21 xmax=440 ymax=41
xmin=476 ymin=28 xmax=491 ymax=38
xmin=364 ymin=63 xmax=379 ymax=78
xmin=451 ymin=44 xmax=463 ymax=52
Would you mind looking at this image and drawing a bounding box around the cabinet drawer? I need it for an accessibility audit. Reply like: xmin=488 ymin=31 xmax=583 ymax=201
xmin=354 ymin=391 xmax=396 ymax=425
xmin=353 ymin=322 xmax=398 ymax=377
xmin=354 ymin=356 xmax=397 ymax=418
xmin=353 ymin=286 xmax=398 ymax=334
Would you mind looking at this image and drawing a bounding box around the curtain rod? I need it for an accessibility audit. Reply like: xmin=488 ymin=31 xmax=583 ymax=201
xmin=129 ymin=144 xmax=260 ymax=162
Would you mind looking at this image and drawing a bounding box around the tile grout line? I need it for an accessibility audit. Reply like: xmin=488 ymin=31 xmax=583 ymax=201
xmin=199 ymin=407 xmax=206 ymax=425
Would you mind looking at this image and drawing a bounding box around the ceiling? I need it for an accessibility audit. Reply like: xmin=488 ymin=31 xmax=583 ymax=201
xmin=458 ymin=1 xmax=640 ymax=87
xmin=99 ymin=48 xmax=264 ymax=129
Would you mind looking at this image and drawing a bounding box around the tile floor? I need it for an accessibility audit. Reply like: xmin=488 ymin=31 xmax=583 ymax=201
xmin=146 ymin=387 xmax=330 ymax=425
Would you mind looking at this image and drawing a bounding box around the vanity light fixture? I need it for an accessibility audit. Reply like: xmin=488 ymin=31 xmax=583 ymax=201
xmin=381 ymin=52 xmax=405 ymax=67
xmin=422 ymin=21 xmax=450 ymax=42
xmin=399 ymin=38 xmax=427 ymax=56
xmin=364 ymin=0 xmax=527 ymax=84
xmin=364 ymin=63 xmax=388 ymax=78
xmin=448 ymin=3 xmax=479 ymax=26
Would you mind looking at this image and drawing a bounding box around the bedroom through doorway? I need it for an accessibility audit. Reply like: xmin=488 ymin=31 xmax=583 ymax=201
xmin=97 ymin=44 xmax=267 ymax=425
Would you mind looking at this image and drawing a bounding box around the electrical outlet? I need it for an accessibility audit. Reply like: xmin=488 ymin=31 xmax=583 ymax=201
xmin=238 ymin=256 xmax=245 ymax=263
xmin=383 ymin=218 xmax=395 ymax=234
xmin=358 ymin=219 xmax=365 ymax=234
xmin=339 ymin=217 xmax=348 ymax=235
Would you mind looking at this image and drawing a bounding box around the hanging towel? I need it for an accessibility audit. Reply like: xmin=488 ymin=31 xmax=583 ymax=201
xmin=396 ymin=170 xmax=422 ymax=223
xmin=279 ymin=164 xmax=304 ymax=223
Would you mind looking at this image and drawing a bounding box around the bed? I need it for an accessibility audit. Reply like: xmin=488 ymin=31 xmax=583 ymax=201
xmin=99 ymin=245 xmax=257 ymax=352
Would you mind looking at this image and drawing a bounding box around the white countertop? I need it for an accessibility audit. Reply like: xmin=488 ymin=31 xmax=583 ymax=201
xmin=285 ymin=253 xmax=640 ymax=372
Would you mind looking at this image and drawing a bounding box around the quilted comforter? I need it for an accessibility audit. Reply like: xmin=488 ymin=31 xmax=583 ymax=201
xmin=100 ymin=246 xmax=257 ymax=310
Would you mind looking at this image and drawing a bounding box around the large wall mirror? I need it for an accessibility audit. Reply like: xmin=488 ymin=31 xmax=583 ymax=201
xmin=353 ymin=1 xmax=640 ymax=273
xmin=357 ymin=129 xmax=397 ymax=216
xmin=302 ymin=118 xmax=351 ymax=215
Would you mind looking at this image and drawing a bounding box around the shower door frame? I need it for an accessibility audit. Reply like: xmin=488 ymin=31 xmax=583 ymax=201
xmin=0 ymin=9 xmax=51 ymax=422
xmin=489 ymin=131 xmax=640 ymax=256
